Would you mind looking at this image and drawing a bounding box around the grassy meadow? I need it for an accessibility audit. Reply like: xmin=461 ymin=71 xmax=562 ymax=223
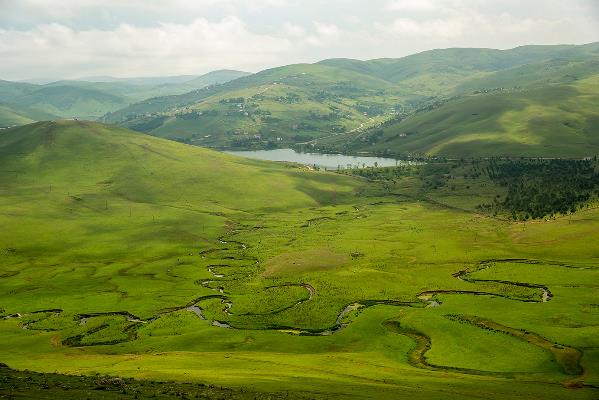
xmin=0 ymin=121 xmax=598 ymax=399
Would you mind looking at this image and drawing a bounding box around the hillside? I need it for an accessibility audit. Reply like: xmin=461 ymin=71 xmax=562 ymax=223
xmin=0 ymin=102 xmax=58 ymax=128
xmin=79 ymin=70 xmax=249 ymax=86
xmin=0 ymin=120 xmax=360 ymax=260
xmin=0 ymin=120 xmax=357 ymax=212
xmin=11 ymin=85 xmax=129 ymax=120
xmin=50 ymin=70 xmax=251 ymax=103
xmin=0 ymin=80 xmax=39 ymax=101
xmin=317 ymin=74 xmax=599 ymax=157
xmin=102 ymin=63 xmax=407 ymax=148
xmin=100 ymin=43 xmax=599 ymax=152
xmin=0 ymin=70 xmax=249 ymax=123
xmin=319 ymin=42 xmax=599 ymax=92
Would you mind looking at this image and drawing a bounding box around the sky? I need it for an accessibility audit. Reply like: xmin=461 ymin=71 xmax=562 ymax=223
xmin=1 ymin=0 xmax=598 ymax=81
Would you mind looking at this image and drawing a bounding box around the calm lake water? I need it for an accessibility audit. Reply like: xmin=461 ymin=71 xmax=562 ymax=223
xmin=226 ymin=149 xmax=406 ymax=169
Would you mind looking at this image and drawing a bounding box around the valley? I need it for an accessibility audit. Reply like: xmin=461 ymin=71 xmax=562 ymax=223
xmin=0 ymin=2 xmax=598 ymax=392
xmin=0 ymin=120 xmax=597 ymax=399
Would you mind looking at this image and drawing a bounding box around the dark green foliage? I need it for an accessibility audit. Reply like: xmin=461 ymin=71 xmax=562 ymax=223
xmin=345 ymin=158 xmax=599 ymax=220
xmin=128 ymin=115 xmax=169 ymax=132
xmin=483 ymin=159 xmax=599 ymax=219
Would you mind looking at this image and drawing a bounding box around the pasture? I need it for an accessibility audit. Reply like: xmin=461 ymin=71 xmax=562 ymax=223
xmin=0 ymin=121 xmax=597 ymax=399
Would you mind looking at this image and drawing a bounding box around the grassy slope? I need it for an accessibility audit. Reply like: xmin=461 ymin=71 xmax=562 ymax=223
xmin=321 ymin=43 xmax=599 ymax=87
xmin=102 ymin=43 xmax=599 ymax=152
xmin=102 ymin=63 xmax=406 ymax=147
xmin=322 ymin=75 xmax=599 ymax=157
xmin=0 ymin=106 xmax=33 ymax=127
xmin=0 ymin=80 xmax=38 ymax=102
xmin=0 ymin=103 xmax=58 ymax=128
xmin=0 ymin=121 xmax=597 ymax=399
xmin=0 ymin=121 xmax=358 ymax=259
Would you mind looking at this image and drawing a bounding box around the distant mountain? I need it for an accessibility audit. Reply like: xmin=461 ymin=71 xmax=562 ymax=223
xmin=0 ymin=80 xmax=39 ymax=101
xmin=0 ymin=70 xmax=250 ymax=123
xmin=78 ymin=75 xmax=201 ymax=85
xmin=11 ymin=85 xmax=128 ymax=120
xmin=101 ymin=43 xmax=599 ymax=154
xmin=180 ymin=70 xmax=252 ymax=90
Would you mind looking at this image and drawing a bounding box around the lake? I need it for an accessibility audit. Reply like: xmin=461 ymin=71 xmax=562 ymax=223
xmin=226 ymin=149 xmax=408 ymax=169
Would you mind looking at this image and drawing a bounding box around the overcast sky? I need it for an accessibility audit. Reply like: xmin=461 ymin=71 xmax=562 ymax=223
xmin=1 ymin=0 xmax=598 ymax=81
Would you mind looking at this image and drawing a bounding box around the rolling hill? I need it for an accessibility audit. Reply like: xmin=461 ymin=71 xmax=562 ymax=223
xmin=317 ymin=73 xmax=599 ymax=157
xmin=100 ymin=43 xmax=599 ymax=153
xmin=11 ymin=85 xmax=129 ymax=120
xmin=50 ymin=70 xmax=251 ymax=103
xmin=0 ymin=102 xmax=58 ymax=128
xmin=0 ymin=80 xmax=39 ymax=101
xmin=102 ymin=62 xmax=408 ymax=148
xmin=0 ymin=70 xmax=249 ymax=123
xmin=319 ymin=42 xmax=599 ymax=92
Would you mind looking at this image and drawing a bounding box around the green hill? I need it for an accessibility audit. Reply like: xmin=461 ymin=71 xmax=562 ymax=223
xmin=0 ymin=80 xmax=38 ymax=102
xmin=49 ymin=70 xmax=250 ymax=103
xmin=101 ymin=43 xmax=599 ymax=152
xmin=173 ymin=70 xmax=251 ymax=92
xmin=318 ymin=74 xmax=599 ymax=157
xmin=0 ymin=120 xmax=359 ymax=261
xmin=320 ymin=42 xmax=599 ymax=91
xmin=0 ymin=121 xmax=355 ymax=217
xmin=0 ymin=104 xmax=34 ymax=127
xmin=0 ymin=102 xmax=58 ymax=128
xmin=79 ymin=70 xmax=249 ymax=87
xmin=0 ymin=71 xmax=249 ymax=123
xmin=101 ymin=62 xmax=408 ymax=148
xmin=11 ymin=85 xmax=129 ymax=120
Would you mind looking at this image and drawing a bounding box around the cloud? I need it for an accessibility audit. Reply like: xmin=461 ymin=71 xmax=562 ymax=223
xmin=0 ymin=17 xmax=292 ymax=79
xmin=384 ymin=18 xmax=464 ymax=39
xmin=283 ymin=22 xmax=305 ymax=37
xmin=386 ymin=0 xmax=441 ymax=12
xmin=378 ymin=0 xmax=599 ymax=46
xmin=0 ymin=0 xmax=597 ymax=80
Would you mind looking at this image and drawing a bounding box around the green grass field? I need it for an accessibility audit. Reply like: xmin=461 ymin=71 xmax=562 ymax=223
xmin=0 ymin=121 xmax=598 ymax=399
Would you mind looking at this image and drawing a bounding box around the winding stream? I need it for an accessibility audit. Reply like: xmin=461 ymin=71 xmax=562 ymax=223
xmin=5 ymin=235 xmax=588 ymax=379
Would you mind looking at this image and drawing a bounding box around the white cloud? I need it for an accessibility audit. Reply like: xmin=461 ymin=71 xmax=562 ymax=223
xmin=0 ymin=0 xmax=597 ymax=80
xmin=385 ymin=18 xmax=464 ymax=39
xmin=283 ymin=23 xmax=305 ymax=37
xmin=378 ymin=1 xmax=599 ymax=47
xmin=0 ymin=17 xmax=292 ymax=79
xmin=305 ymin=22 xmax=342 ymax=46
xmin=386 ymin=0 xmax=441 ymax=12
